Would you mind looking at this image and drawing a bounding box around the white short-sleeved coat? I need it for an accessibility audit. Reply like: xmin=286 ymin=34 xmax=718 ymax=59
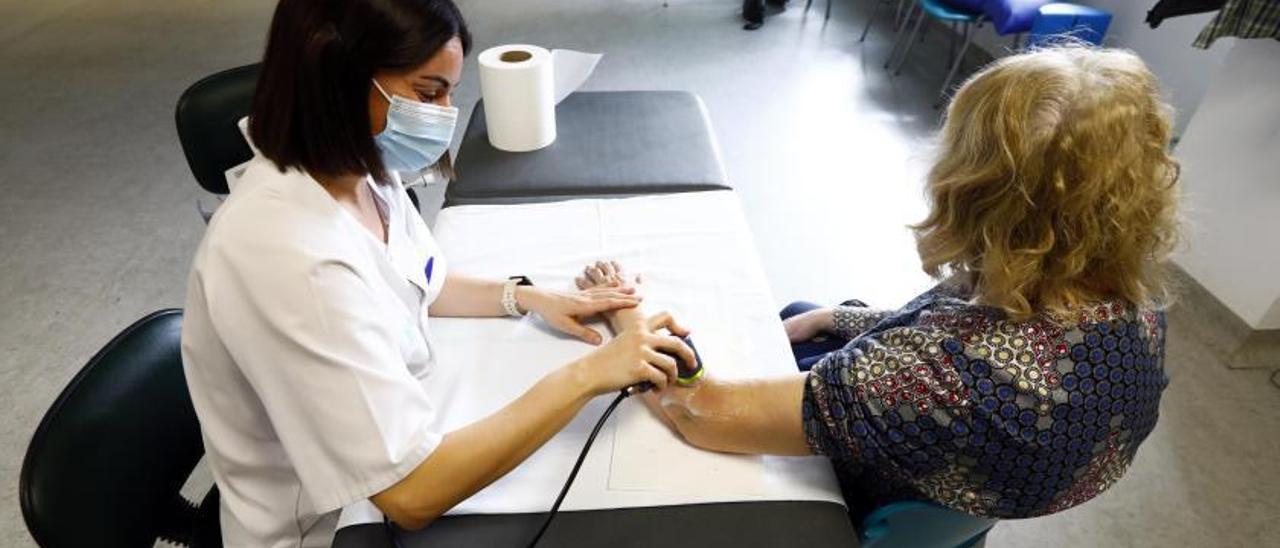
xmin=181 ymin=155 xmax=447 ymax=547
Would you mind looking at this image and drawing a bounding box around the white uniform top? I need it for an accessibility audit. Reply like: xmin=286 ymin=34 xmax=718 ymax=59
xmin=181 ymin=155 xmax=448 ymax=547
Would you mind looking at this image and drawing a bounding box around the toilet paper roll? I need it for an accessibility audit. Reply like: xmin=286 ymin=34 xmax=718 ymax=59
xmin=478 ymin=44 xmax=601 ymax=152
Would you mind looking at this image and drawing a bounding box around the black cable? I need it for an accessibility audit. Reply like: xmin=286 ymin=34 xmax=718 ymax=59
xmin=526 ymin=389 xmax=632 ymax=548
xmin=382 ymin=389 xmax=634 ymax=548
xmin=383 ymin=514 xmax=405 ymax=548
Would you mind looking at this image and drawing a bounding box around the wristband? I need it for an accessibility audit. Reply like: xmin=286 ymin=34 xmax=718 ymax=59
xmin=501 ymin=279 xmax=525 ymax=317
xmin=501 ymin=276 xmax=534 ymax=317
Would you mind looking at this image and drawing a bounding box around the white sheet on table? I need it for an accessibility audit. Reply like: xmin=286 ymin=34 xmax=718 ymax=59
xmin=609 ymin=325 xmax=768 ymax=496
xmin=338 ymin=191 xmax=841 ymax=528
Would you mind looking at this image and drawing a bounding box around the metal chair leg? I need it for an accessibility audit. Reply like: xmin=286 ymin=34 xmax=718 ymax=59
xmin=805 ymin=0 xmax=814 ymax=13
xmin=893 ymin=7 xmax=927 ymax=75
xmin=935 ymin=21 xmax=976 ymax=108
xmin=892 ymin=0 xmax=915 ymax=36
xmin=860 ymin=0 xmax=890 ymax=42
xmin=825 ymin=0 xmax=832 ymax=20
xmin=859 ymin=3 xmax=877 ymax=42
xmin=948 ymin=21 xmax=957 ymax=68
xmin=889 ymin=5 xmax=924 ymax=72
xmin=884 ymin=5 xmax=920 ymax=69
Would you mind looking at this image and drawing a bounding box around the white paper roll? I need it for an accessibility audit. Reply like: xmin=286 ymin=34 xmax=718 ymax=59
xmin=478 ymin=45 xmax=557 ymax=152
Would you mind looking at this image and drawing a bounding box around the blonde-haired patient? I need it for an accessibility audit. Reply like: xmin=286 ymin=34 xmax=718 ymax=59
xmin=578 ymin=45 xmax=1179 ymax=521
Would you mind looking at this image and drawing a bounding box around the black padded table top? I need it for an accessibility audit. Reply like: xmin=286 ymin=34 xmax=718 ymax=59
xmin=445 ymin=91 xmax=731 ymax=206
xmin=332 ymin=501 xmax=857 ymax=547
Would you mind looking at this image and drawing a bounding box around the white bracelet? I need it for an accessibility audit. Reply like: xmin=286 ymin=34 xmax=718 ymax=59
xmin=501 ymin=279 xmax=525 ymax=317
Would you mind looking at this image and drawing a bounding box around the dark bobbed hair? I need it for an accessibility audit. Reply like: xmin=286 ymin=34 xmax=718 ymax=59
xmin=249 ymin=0 xmax=471 ymax=183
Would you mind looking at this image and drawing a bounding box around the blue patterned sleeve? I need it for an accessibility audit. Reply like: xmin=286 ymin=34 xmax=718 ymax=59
xmin=802 ymin=324 xmax=961 ymax=464
xmin=830 ymin=305 xmax=894 ymax=339
xmin=802 ymin=353 xmax=868 ymax=460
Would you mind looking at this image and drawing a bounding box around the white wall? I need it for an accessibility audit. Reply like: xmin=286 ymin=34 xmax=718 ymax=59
xmin=1172 ymin=39 xmax=1280 ymax=330
xmin=970 ymin=1 xmax=1231 ymax=136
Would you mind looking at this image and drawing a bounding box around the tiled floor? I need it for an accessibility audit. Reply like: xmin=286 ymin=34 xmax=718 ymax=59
xmin=1 ymin=0 xmax=1275 ymax=546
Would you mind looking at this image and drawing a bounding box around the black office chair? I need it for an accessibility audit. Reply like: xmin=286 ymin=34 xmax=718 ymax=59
xmin=175 ymin=64 xmax=260 ymax=196
xmin=20 ymin=309 xmax=221 ymax=547
xmin=175 ymin=63 xmax=421 ymax=209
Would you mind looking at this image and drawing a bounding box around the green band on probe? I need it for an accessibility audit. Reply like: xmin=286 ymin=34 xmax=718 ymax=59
xmin=675 ymin=366 xmax=705 ymax=387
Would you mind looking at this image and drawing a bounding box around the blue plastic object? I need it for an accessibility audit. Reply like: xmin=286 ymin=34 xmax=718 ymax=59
xmin=984 ymin=0 xmax=1052 ymax=35
xmin=922 ymin=0 xmax=983 ymax=22
xmin=943 ymin=0 xmax=985 ymax=11
xmin=1027 ymin=3 xmax=1113 ymax=47
xmin=860 ymin=501 xmax=997 ymax=548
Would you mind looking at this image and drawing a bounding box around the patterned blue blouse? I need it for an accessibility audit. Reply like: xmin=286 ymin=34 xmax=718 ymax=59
xmin=802 ymin=282 xmax=1169 ymax=519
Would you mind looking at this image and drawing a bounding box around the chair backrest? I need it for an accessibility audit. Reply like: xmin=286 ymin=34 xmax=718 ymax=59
xmin=985 ymin=0 xmax=1053 ymax=35
xmin=1027 ymin=3 xmax=1112 ymax=47
xmin=175 ymin=64 xmax=260 ymax=195
xmin=20 ymin=310 xmax=212 ymax=547
xmin=860 ymin=501 xmax=997 ymax=548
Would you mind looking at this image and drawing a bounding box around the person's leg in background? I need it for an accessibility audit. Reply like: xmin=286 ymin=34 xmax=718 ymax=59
xmin=743 ymin=0 xmax=790 ymax=31
xmin=743 ymin=0 xmax=765 ymax=30
xmin=780 ymin=301 xmax=848 ymax=371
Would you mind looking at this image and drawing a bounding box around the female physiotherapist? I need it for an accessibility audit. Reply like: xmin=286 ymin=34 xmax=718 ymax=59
xmin=180 ymin=0 xmax=695 ymax=546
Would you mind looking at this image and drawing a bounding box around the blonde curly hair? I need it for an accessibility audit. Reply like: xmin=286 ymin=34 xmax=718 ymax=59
xmin=912 ymin=45 xmax=1181 ymax=319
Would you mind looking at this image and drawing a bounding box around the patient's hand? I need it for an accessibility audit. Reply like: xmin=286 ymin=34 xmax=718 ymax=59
xmin=576 ymin=260 xmax=646 ymax=332
xmin=783 ymin=308 xmax=834 ymax=343
xmin=576 ymin=260 xmax=641 ymax=290
xmin=638 ymin=373 xmax=707 ymax=439
xmin=640 ymin=372 xmax=812 ymax=456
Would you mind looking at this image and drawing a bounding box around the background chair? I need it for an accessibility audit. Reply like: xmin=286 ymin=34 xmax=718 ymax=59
xmin=884 ymin=0 xmax=986 ymax=103
xmin=859 ymin=0 xmax=913 ymax=42
xmin=886 ymin=0 xmax=1053 ymax=107
xmin=804 ymin=0 xmax=835 ymax=22
xmin=174 ymin=64 xmax=422 ymax=215
xmin=1027 ymin=3 xmax=1113 ymax=48
xmin=860 ymin=500 xmax=997 ymax=548
xmin=175 ymin=64 xmax=260 ymax=197
xmin=19 ymin=309 xmax=221 ymax=547
xmin=985 ymin=0 xmax=1052 ymax=38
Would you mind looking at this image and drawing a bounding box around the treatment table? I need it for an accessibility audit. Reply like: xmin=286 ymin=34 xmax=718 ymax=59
xmin=333 ymin=92 xmax=857 ymax=547
xmin=443 ymin=91 xmax=731 ymax=206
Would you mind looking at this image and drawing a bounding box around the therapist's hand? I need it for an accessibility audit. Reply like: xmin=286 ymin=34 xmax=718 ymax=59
xmin=516 ymin=285 xmax=641 ymax=345
xmin=570 ymin=311 xmax=697 ymax=394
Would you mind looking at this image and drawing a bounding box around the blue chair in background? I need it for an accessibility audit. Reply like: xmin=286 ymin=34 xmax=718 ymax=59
xmin=884 ymin=0 xmax=985 ymax=98
xmin=1027 ymin=3 xmax=1113 ymax=47
xmin=885 ymin=0 xmax=1051 ymax=107
xmin=860 ymin=501 xmax=998 ymax=548
xmin=986 ymin=0 xmax=1051 ymax=38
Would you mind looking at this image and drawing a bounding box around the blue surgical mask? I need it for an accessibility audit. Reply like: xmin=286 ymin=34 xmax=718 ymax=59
xmin=371 ymin=79 xmax=458 ymax=175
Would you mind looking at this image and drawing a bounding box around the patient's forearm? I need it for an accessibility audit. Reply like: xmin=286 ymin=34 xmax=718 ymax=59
xmin=591 ymin=274 xmax=808 ymax=456
xmin=655 ymin=375 xmax=811 ymax=456
xmin=603 ymin=305 xmax=647 ymax=333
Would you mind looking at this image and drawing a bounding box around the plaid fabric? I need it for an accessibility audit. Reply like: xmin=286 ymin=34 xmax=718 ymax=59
xmin=1194 ymin=0 xmax=1280 ymax=48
